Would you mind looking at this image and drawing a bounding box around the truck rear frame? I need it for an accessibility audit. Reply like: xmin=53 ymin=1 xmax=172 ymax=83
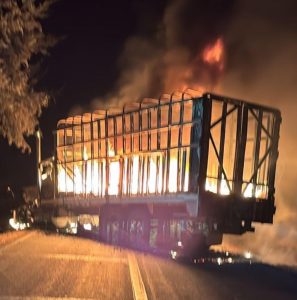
xmin=38 ymin=92 xmax=281 ymax=253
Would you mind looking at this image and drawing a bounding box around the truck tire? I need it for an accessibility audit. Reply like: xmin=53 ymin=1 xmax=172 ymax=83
xmin=127 ymin=209 xmax=150 ymax=250
xmin=99 ymin=210 xmax=121 ymax=245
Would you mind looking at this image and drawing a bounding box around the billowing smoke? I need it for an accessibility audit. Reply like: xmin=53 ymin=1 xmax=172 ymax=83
xmin=91 ymin=0 xmax=235 ymax=108
xmin=217 ymin=0 xmax=297 ymax=267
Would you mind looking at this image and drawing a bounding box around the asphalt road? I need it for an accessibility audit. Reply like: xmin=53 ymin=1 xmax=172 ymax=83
xmin=0 ymin=230 xmax=296 ymax=300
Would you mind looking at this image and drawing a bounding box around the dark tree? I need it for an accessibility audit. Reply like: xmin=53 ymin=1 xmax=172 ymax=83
xmin=0 ymin=0 xmax=55 ymax=151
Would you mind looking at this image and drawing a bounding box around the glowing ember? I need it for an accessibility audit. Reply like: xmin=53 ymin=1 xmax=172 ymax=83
xmin=202 ymin=38 xmax=224 ymax=68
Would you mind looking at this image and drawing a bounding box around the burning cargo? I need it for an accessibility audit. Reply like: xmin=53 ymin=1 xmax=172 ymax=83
xmin=37 ymin=91 xmax=281 ymax=254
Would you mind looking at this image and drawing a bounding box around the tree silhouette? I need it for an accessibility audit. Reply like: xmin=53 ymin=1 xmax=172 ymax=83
xmin=0 ymin=0 xmax=55 ymax=151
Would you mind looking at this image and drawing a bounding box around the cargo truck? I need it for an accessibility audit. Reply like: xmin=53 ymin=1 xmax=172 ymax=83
xmin=32 ymin=92 xmax=281 ymax=256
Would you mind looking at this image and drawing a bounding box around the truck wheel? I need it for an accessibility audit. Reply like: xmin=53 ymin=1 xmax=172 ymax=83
xmin=106 ymin=215 xmax=121 ymax=245
xmin=99 ymin=211 xmax=121 ymax=245
xmin=127 ymin=209 xmax=150 ymax=250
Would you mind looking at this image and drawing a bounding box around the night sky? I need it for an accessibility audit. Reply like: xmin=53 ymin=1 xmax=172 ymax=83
xmin=0 ymin=0 xmax=167 ymax=187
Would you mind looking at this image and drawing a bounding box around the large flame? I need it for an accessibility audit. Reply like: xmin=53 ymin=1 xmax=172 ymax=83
xmin=108 ymin=146 xmax=120 ymax=195
xmin=202 ymin=38 xmax=224 ymax=69
xmin=58 ymin=155 xmax=265 ymax=198
xmin=57 ymin=142 xmax=188 ymax=196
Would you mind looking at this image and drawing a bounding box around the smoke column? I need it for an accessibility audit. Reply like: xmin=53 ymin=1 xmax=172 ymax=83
xmin=91 ymin=0 xmax=235 ymax=108
xmin=218 ymin=0 xmax=297 ymax=267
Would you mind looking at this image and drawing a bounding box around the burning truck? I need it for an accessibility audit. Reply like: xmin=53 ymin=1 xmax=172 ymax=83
xmin=27 ymin=91 xmax=281 ymax=256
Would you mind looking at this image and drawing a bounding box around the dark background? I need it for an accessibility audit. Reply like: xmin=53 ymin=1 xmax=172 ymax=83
xmin=0 ymin=0 xmax=168 ymax=187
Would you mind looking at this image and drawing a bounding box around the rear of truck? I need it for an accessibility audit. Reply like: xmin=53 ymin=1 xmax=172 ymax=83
xmin=37 ymin=92 xmax=281 ymax=254
xmin=197 ymin=93 xmax=281 ymax=236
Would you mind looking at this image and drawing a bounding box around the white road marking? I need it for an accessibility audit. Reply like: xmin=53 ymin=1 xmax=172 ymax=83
xmin=44 ymin=253 xmax=127 ymax=263
xmin=139 ymin=256 xmax=157 ymax=300
xmin=0 ymin=297 xmax=95 ymax=300
xmin=128 ymin=253 xmax=148 ymax=300
xmin=0 ymin=231 xmax=35 ymax=254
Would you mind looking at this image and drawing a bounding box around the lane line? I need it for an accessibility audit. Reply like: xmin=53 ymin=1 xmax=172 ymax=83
xmin=128 ymin=253 xmax=148 ymax=300
xmin=0 ymin=253 xmax=127 ymax=264
xmin=44 ymin=253 xmax=127 ymax=263
xmin=0 ymin=231 xmax=35 ymax=254
xmin=139 ymin=255 xmax=157 ymax=300
xmin=0 ymin=297 xmax=95 ymax=300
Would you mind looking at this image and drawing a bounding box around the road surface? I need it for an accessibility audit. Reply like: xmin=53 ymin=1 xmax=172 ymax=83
xmin=0 ymin=230 xmax=296 ymax=300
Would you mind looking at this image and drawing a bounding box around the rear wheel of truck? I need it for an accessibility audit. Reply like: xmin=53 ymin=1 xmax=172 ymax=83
xmin=106 ymin=215 xmax=121 ymax=245
xmin=99 ymin=210 xmax=121 ymax=245
xmin=127 ymin=209 xmax=150 ymax=250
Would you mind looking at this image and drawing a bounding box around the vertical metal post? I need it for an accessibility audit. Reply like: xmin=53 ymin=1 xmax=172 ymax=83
xmin=81 ymin=118 xmax=85 ymax=196
xmin=63 ymin=127 xmax=67 ymax=197
xmin=252 ymin=110 xmax=263 ymax=196
xmin=53 ymin=130 xmax=57 ymax=200
xmin=131 ymin=112 xmax=134 ymax=194
xmin=72 ymin=120 xmax=75 ymax=195
xmin=147 ymin=156 xmax=150 ymax=194
xmin=148 ymin=108 xmax=151 ymax=151
xmin=166 ymin=97 xmax=173 ymax=192
xmin=114 ymin=117 xmax=117 ymax=154
xmin=123 ymin=112 xmax=127 ymax=195
xmin=181 ymin=150 xmax=187 ymax=191
xmin=267 ymin=111 xmax=281 ymax=199
xmin=156 ymin=155 xmax=160 ymax=193
xmin=218 ymin=102 xmax=227 ymax=193
xmin=233 ymin=105 xmax=248 ymax=196
xmin=198 ymin=95 xmax=212 ymax=192
xmin=91 ymin=117 xmax=94 ymax=196
xmin=180 ymin=99 xmax=185 ymax=191
xmin=139 ymin=155 xmax=143 ymax=194
xmin=189 ymin=100 xmax=202 ymax=193
xmin=105 ymin=114 xmax=109 ymax=197
xmin=261 ymin=114 xmax=270 ymax=184
xmin=177 ymin=99 xmax=184 ymax=191
xmin=157 ymin=99 xmax=161 ymax=193
xmin=157 ymin=99 xmax=161 ymax=150
xmin=36 ymin=128 xmax=42 ymax=200
xmin=162 ymin=147 xmax=166 ymax=194
xmin=98 ymin=120 xmax=102 ymax=196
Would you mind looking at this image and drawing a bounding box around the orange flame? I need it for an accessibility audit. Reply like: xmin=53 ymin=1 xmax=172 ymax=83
xmin=202 ymin=38 xmax=224 ymax=68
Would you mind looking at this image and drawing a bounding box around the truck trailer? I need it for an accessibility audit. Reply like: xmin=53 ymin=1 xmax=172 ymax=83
xmin=35 ymin=91 xmax=281 ymax=255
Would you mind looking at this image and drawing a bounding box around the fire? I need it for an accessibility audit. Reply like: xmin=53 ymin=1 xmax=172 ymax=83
xmin=131 ymin=156 xmax=139 ymax=194
xmin=205 ymin=178 xmax=266 ymax=198
xmin=202 ymin=38 xmax=224 ymax=69
xmin=108 ymin=146 xmax=120 ymax=195
xmin=58 ymin=149 xmax=187 ymax=196
xmin=205 ymin=177 xmax=230 ymax=195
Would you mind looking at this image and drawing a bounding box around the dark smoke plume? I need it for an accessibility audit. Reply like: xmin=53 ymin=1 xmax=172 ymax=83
xmin=91 ymin=0 xmax=235 ymax=107
xmin=218 ymin=0 xmax=297 ymax=267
